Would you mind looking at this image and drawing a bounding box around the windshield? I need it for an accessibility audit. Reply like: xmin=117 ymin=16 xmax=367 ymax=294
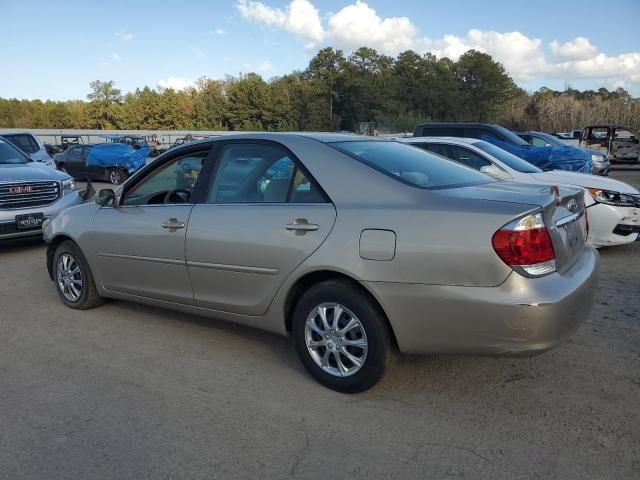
xmin=0 ymin=139 xmax=30 ymax=164
xmin=330 ymin=140 xmax=492 ymax=189
xmin=490 ymin=125 xmax=531 ymax=147
xmin=473 ymin=141 xmax=542 ymax=173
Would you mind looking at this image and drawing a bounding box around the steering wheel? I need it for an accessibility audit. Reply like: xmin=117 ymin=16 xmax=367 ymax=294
xmin=164 ymin=188 xmax=192 ymax=204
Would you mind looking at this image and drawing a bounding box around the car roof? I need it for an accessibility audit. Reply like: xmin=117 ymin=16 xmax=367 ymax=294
xmin=399 ymin=136 xmax=480 ymax=145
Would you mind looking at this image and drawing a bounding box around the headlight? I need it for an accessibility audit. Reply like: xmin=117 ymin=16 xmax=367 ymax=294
xmin=587 ymin=188 xmax=638 ymax=207
xmin=61 ymin=178 xmax=76 ymax=192
xmin=591 ymin=154 xmax=607 ymax=163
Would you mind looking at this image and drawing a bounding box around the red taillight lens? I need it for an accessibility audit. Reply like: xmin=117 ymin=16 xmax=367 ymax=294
xmin=492 ymin=212 xmax=556 ymax=276
xmin=492 ymin=227 xmax=555 ymax=265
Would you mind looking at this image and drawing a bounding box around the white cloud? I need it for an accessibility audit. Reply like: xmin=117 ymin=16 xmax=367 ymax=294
xmin=111 ymin=53 xmax=121 ymax=62
xmin=158 ymin=77 xmax=196 ymax=90
xmin=550 ymin=37 xmax=598 ymax=62
xmin=115 ymin=31 xmax=133 ymax=41
xmin=431 ymin=30 xmax=550 ymax=81
xmin=326 ymin=1 xmax=424 ymax=54
xmin=235 ymin=0 xmax=640 ymax=93
xmin=215 ymin=28 xmax=227 ymax=35
xmin=236 ymin=0 xmax=324 ymax=46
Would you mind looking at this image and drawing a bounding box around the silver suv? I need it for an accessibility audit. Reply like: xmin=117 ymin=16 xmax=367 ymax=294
xmin=0 ymin=137 xmax=81 ymax=240
xmin=1 ymin=132 xmax=55 ymax=167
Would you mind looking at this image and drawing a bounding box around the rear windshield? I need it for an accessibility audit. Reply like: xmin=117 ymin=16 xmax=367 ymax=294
xmin=330 ymin=140 xmax=492 ymax=189
xmin=0 ymin=140 xmax=30 ymax=164
xmin=490 ymin=125 xmax=531 ymax=147
xmin=472 ymin=141 xmax=542 ymax=173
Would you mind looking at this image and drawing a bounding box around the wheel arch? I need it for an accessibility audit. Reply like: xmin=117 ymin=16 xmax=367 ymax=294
xmin=46 ymin=234 xmax=75 ymax=280
xmin=283 ymin=269 xmax=399 ymax=348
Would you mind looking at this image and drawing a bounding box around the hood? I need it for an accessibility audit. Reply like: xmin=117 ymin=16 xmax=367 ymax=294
xmin=0 ymin=162 xmax=70 ymax=183
xmin=586 ymin=148 xmax=607 ymax=158
xmin=434 ymin=180 xmax=582 ymax=208
xmin=531 ymin=170 xmax=638 ymax=194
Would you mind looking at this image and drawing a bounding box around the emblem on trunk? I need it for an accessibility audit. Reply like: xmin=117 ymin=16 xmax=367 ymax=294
xmin=567 ymin=199 xmax=579 ymax=213
xmin=8 ymin=185 xmax=34 ymax=194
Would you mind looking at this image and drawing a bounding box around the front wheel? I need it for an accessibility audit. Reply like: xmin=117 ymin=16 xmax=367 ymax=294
xmin=108 ymin=168 xmax=127 ymax=185
xmin=292 ymin=280 xmax=394 ymax=393
xmin=53 ymin=240 xmax=104 ymax=310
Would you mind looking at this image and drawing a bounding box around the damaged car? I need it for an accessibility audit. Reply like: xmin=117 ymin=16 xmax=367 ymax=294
xmin=44 ymin=133 xmax=598 ymax=393
xmin=580 ymin=125 xmax=640 ymax=164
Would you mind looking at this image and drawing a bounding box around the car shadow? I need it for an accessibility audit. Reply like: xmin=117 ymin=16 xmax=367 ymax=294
xmin=0 ymin=236 xmax=45 ymax=253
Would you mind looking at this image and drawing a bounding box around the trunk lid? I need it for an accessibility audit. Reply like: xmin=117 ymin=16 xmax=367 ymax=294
xmin=439 ymin=181 xmax=588 ymax=272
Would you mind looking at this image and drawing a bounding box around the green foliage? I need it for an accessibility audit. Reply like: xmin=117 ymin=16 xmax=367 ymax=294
xmin=0 ymin=48 xmax=638 ymax=132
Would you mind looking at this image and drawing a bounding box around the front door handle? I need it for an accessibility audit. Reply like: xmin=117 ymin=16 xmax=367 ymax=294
xmin=162 ymin=218 xmax=185 ymax=230
xmin=286 ymin=219 xmax=318 ymax=234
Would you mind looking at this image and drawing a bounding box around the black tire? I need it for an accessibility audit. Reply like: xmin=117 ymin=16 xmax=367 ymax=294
xmin=53 ymin=240 xmax=104 ymax=310
xmin=108 ymin=168 xmax=127 ymax=185
xmin=58 ymin=164 xmax=67 ymax=173
xmin=292 ymin=279 xmax=394 ymax=393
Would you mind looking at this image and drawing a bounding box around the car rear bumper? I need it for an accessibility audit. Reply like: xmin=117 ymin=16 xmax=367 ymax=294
xmin=0 ymin=192 xmax=82 ymax=240
xmin=364 ymin=246 xmax=599 ymax=355
xmin=587 ymin=203 xmax=640 ymax=247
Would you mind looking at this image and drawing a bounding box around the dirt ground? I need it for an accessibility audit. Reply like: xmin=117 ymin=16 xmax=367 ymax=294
xmin=0 ymin=170 xmax=638 ymax=479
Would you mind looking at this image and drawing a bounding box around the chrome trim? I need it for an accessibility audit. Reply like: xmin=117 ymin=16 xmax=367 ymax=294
xmin=555 ymin=210 xmax=585 ymax=228
xmin=186 ymin=261 xmax=279 ymax=276
xmin=96 ymin=253 xmax=185 ymax=266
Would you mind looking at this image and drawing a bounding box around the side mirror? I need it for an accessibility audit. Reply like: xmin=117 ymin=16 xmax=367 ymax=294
xmin=480 ymin=164 xmax=510 ymax=180
xmin=96 ymin=188 xmax=116 ymax=206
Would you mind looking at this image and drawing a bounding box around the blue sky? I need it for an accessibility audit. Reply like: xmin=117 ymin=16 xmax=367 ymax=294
xmin=2 ymin=0 xmax=639 ymax=100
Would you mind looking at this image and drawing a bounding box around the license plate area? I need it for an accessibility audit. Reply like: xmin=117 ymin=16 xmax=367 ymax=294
xmin=15 ymin=213 xmax=44 ymax=230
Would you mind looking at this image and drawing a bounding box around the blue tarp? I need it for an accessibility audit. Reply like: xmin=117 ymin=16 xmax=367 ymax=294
xmin=86 ymin=143 xmax=150 ymax=173
xmin=480 ymin=136 xmax=592 ymax=173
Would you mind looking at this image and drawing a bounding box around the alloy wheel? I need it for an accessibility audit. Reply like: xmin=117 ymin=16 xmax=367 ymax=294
xmin=110 ymin=170 xmax=122 ymax=184
xmin=304 ymin=303 xmax=368 ymax=377
xmin=56 ymin=253 xmax=83 ymax=302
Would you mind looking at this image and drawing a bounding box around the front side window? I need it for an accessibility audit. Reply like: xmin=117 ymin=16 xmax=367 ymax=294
xmin=122 ymin=150 xmax=209 ymax=206
xmin=530 ymin=136 xmax=549 ymax=147
xmin=208 ymin=143 xmax=325 ymax=204
xmin=68 ymin=147 xmax=83 ymax=161
xmin=331 ymin=141 xmax=491 ymax=189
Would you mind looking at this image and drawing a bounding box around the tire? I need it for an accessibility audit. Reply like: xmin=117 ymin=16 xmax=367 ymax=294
xmin=58 ymin=164 xmax=67 ymax=173
xmin=108 ymin=168 xmax=127 ymax=185
xmin=292 ymin=279 xmax=394 ymax=393
xmin=53 ymin=240 xmax=104 ymax=310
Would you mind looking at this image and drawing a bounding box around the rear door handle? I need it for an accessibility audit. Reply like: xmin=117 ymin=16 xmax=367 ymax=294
xmin=162 ymin=218 xmax=185 ymax=230
xmin=286 ymin=219 xmax=318 ymax=233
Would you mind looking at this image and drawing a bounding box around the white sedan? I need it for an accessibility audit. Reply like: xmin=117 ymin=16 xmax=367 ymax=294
xmin=400 ymin=137 xmax=640 ymax=248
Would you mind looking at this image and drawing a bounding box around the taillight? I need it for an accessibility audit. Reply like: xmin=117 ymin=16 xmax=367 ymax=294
xmin=492 ymin=212 xmax=556 ymax=276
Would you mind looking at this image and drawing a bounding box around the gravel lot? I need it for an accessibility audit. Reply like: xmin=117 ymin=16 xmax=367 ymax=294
xmin=1 ymin=170 xmax=639 ymax=480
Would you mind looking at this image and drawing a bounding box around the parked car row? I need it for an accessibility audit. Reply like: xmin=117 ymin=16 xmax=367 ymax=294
xmin=3 ymin=126 xmax=638 ymax=393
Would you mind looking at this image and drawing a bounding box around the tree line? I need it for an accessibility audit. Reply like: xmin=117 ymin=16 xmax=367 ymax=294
xmin=1 ymin=47 xmax=638 ymax=133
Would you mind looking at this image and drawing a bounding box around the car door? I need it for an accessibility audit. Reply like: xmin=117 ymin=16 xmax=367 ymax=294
xmin=186 ymin=141 xmax=337 ymax=315
xmin=90 ymin=146 xmax=213 ymax=304
xmin=80 ymin=146 xmax=103 ymax=180
xmin=64 ymin=146 xmax=85 ymax=177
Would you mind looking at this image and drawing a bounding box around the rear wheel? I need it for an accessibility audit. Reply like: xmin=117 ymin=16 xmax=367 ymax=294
xmin=53 ymin=240 xmax=103 ymax=310
xmin=108 ymin=168 xmax=127 ymax=185
xmin=292 ymin=279 xmax=393 ymax=393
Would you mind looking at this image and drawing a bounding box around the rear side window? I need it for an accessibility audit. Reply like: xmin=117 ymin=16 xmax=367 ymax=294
xmin=208 ymin=143 xmax=326 ymax=204
xmin=331 ymin=141 xmax=491 ymax=190
xmin=5 ymin=134 xmax=39 ymax=154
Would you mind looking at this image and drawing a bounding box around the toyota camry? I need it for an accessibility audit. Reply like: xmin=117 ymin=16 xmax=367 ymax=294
xmin=43 ymin=133 xmax=598 ymax=393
